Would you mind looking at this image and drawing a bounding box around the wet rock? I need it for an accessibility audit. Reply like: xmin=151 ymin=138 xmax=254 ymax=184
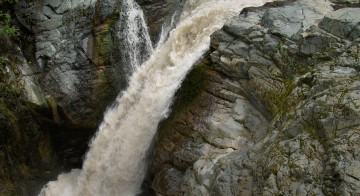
xmin=13 ymin=0 xmax=181 ymax=129
xmin=137 ymin=0 xmax=185 ymax=43
xmin=0 ymin=35 xmax=61 ymax=195
xmin=1 ymin=0 xmax=183 ymax=194
xmin=223 ymin=10 xmax=265 ymax=37
xmin=97 ymin=0 xmax=122 ymax=20
xmin=153 ymin=167 xmax=184 ymax=196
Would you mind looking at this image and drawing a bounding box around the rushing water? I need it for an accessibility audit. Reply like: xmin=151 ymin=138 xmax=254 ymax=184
xmin=117 ymin=0 xmax=153 ymax=73
xmin=39 ymin=0 xmax=272 ymax=195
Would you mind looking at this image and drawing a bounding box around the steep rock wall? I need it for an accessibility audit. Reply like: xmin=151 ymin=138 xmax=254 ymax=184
xmin=0 ymin=0 xmax=182 ymax=195
xmin=150 ymin=0 xmax=360 ymax=195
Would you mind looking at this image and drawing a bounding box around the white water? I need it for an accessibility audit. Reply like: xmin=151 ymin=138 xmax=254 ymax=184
xmin=39 ymin=0 xmax=272 ymax=195
xmin=117 ymin=0 xmax=153 ymax=72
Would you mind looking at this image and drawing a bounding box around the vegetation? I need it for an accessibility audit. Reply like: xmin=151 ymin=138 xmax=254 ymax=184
xmin=0 ymin=11 xmax=19 ymax=36
xmin=0 ymin=0 xmax=19 ymax=37
xmin=0 ymin=0 xmax=19 ymax=65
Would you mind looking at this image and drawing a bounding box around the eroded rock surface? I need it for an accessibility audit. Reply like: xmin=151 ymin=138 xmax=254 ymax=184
xmin=11 ymin=0 xmax=184 ymax=130
xmin=150 ymin=0 xmax=360 ymax=195
xmin=0 ymin=0 xmax=181 ymax=194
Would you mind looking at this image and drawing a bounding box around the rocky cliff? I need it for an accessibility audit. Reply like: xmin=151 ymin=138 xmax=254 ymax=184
xmin=1 ymin=0 xmax=359 ymax=195
xmin=0 ymin=0 xmax=182 ymax=195
xmin=150 ymin=0 xmax=360 ymax=195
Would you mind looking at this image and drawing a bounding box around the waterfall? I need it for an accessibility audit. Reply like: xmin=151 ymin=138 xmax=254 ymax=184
xmin=117 ymin=0 xmax=153 ymax=73
xmin=39 ymin=0 xmax=272 ymax=195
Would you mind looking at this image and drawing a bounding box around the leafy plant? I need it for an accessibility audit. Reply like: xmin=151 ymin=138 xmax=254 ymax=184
xmin=0 ymin=5 xmax=19 ymax=66
xmin=0 ymin=11 xmax=19 ymax=37
xmin=8 ymin=0 xmax=19 ymax=4
xmin=0 ymin=57 xmax=6 ymax=64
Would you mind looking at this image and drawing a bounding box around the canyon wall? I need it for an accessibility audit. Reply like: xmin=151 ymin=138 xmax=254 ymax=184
xmin=0 ymin=0 xmax=359 ymax=195
xmin=149 ymin=0 xmax=360 ymax=195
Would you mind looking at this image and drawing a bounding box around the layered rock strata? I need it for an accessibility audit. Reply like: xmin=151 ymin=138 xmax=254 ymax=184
xmin=150 ymin=0 xmax=360 ymax=195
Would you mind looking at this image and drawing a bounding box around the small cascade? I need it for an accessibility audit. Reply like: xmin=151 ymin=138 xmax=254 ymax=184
xmin=116 ymin=0 xmax=153 ymax=73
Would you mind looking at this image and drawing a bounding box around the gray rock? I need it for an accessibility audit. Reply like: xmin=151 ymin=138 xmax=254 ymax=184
xmin=1 ymin=0 xmax=194 ymax=193
xmin=21 ymin=76 xmax=49 ymax=107
xmin=152 ymin=168 xmax=184 ymax=196
xmin=33 ymin=14 xmax=63 ymax=33
xmin=299 ymin=31 xmax=346 ymax=57
xmin=211 ymin=30 xmax=236 ymax=49
xmin=336 ymin=42 xmax=360 ymax=70
xmin=42 ymin=6 xmax=57 ymax=18
xmin=13 ymin=0 xmax=135 ymax=128
xmin=228 ymin=41 xmax=249 ymax=58
xmin=326 ymin=132 xmax=360 ymax=195
xmin=137 ymin=0 xmax=185 ymax=43
xmin=350 ymin=25 xmax=360 ymax=40
xmin=223 ymin=11 xmax=265 ymax=37
xmin=263 ymin=34 xmax=279 ymax=54
xmin=44 ymin=0 xmax=61 ymax=9
xmin=330 ymin=0 xmax=360 ymax=4
xmin=36 ymin=41 xmax=57 ymax=58
xmin=151 ymin=0 xmax=360 ymax=195
xmin=56 ymin=0 xmax=72 ymax=14
xmin=97 ymin=0 xmax=122 ymax=20
xmin=319 ymin=8 xmax=360 ymax=40
xmin=262 ymin=5 xmax=304 ymax=37
xmin=262 ymin=0 xmax=332 ymax=37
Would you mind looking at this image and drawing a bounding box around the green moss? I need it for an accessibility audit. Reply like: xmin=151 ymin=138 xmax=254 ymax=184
xmin=176 ymin=64 xmax=210 ymax=106
xmin=306 ymin=126 xmax=320 ymax=140
xmin=0 ymin=60 xmax=58 ymax=195
xmin=98 ymin=33 xmax=113 ymax=64
xmin=337 ymin=88 xmax=348 ymax=105
xmin=0 ymin=11 xmax=19 ymax=37
xmin=261 ymin=77 xmax=296 ymax=117
xmin=92 ymin=17 xmax=118 ymax=66
xmin=91 ymin=70 xmax=114 ymax=121
xmin=0 ymin=179 xmax=17 ymax=196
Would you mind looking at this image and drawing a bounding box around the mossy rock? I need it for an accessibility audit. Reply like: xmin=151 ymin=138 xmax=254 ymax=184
xmin=158 ymin=63 xmax=212 ymax=131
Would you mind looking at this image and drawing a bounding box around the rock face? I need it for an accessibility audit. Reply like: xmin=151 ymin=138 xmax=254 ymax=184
xmin=150 ymin=0 xmax=360 ymax=195
xmin=0 ymin=34 xmax=60 ymax=195
xmin=11 ymin=0 xmax=185 ymax=129
xmin=1 ymin=0 xmax=360 ymax=195
xmin=0 ymin=0 xmax=182 ymax=195
xmin=137 ymin=0 xmax=185 ymax=43
xmin=3 ymin=0 xmax=177 ymax=128
xmin=14 ymin=0 xmax=125 ymax=130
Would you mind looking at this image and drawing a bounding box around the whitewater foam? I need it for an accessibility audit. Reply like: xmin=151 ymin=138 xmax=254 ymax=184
xmin=39 ymin=0 xmax=272 ymax=195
